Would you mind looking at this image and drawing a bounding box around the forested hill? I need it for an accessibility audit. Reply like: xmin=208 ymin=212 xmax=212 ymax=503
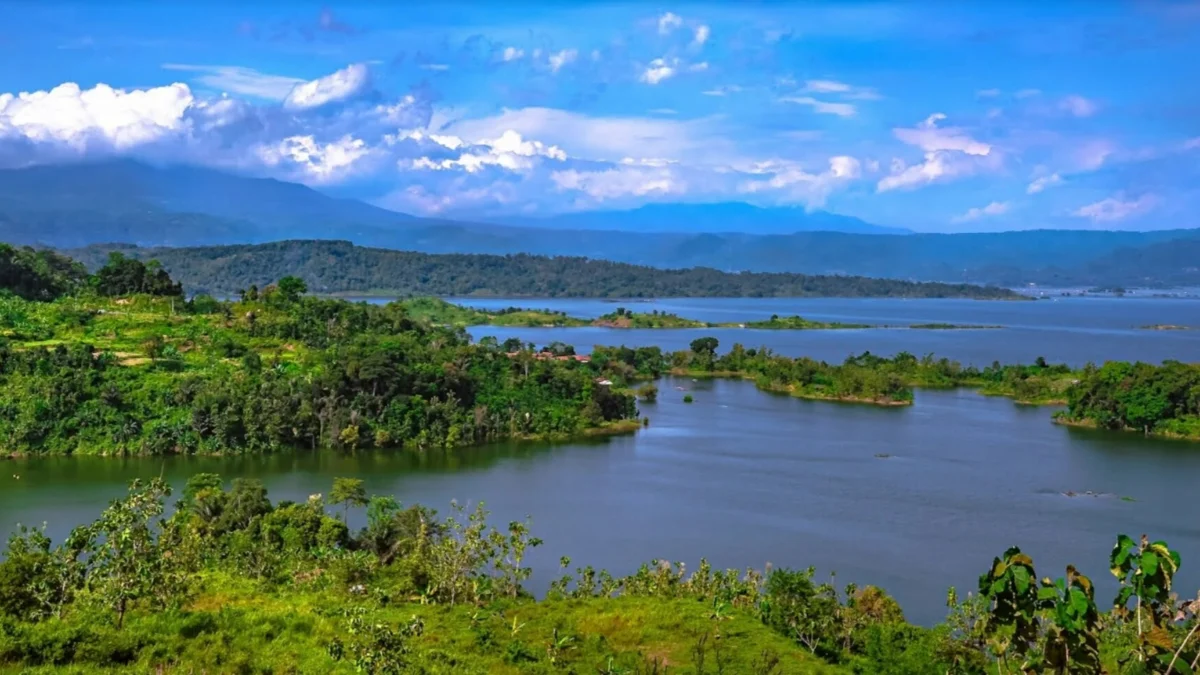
xmin=63 ymin=240 xmax=1023 ymax=299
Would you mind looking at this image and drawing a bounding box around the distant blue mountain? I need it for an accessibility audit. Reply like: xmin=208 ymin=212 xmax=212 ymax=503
xmin=1 ymin=159 xmax=1198 ymax=286
xmin=498 ymin=202 xmax=910 ymax=235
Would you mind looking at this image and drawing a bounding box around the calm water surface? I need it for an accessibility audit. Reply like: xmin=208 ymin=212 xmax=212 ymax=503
xmin=5 ymin=381 xmax=1200 ymax=625
xmin=437 ymin=296 xmax=1200 ymax=366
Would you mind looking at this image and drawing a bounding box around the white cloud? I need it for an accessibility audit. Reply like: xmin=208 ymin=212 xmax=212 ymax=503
xmin=893 ymin=113 xmax=991 ymax=155
xmin=952 ymin=200 xmax=1010 ymax=223
xmin=688 ymin=62 xmax=709 ymax=72
xmin=420 ymin=63 xmax=450 ymax=72
xmin=1072 ymin=193 xmax=1158 ymax=223
xmin=1185 ymin=137 xmax=1200 ymax=150
xmin=658 ymin=12 xmax=683 ymax=35
xmin=801 ymin=79 xmax=880 ymax=100
xmin=1015 ymin=88 xmax=1042 ymax=99
xmin=640 ymin=58 xmax=677 ymax=85
xmin=439 ymin=107 xmax=727 ymax=164
xmin=1060 ymin=95 xmax=1098 ymax=118
xmin=405 ymin=129 xmax=566 ymax=174
xmin=693 ymin=25 xmax=711 ymax=45
xmin=738 ymin=155 xmax=861 ymax=207
xmin=779 ymin=96 xmax=857 ymax=117
xmin=548 ymin=49 xmax=578 ymax=73
xmin=976 ymin=88 xmax=1001 ymax=98
xmin=255 ymin=134 xmax=369 ymax=183
xmin=0 ymin=81 xmax=194 ymax=153
xmin=502 ymin=47 xmax=525 ymax=62
xmin=649 ymin=108 xmax=677 ymax=115
xmin=283 ymin=63 xmax=371 ymax=111
xmin=161 ymin=64 xmax=303 ymax=100
xmin=552 ymin=165 xmax=686 ymax=200
xmin=877 ymin=115 xmax=995 ymax=192
xmin=1027 ymin=173 xmax=1063 ymax=194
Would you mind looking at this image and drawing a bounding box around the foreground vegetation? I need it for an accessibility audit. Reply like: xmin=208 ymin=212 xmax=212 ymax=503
xmin=62 ymin=240 xmax=1026 ymax=299
xmin=3 ymin=476 xmax=1200 ymax=673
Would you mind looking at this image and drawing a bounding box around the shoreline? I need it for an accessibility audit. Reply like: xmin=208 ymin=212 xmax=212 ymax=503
xmin=668 ymin=368 xmax=914 ymax=407
xmin=1053 ymin=415 xmax=1200 ymax=442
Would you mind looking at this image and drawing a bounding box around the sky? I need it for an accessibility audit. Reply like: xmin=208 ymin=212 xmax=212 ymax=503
xmin=1 ymin=1 xmax=1199 ymax=233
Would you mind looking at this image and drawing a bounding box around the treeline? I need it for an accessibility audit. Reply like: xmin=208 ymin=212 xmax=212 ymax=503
xmin=591 ymin=340 xmax=1081 ymax=407
xmin=1062 ymin=360 xmax=1200 ymax=438
xmin=63 ymin=240 xmax=1024 ymax=299
xmin=1 ymin=476 xmax=1198 ymax=673
xmin=0 ymin=279 xmax=637 ymax=457
xmin=1 ymin=245 xmax=179 ymax=301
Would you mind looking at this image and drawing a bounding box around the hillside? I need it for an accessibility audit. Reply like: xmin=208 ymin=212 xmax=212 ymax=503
xmin=63 ymin=240 xmax=1024 ymax=299
xmin=3 ymin=160 xmax=1200 ymax=286
xmin=495 ymin=201 xmax=911 ymax=235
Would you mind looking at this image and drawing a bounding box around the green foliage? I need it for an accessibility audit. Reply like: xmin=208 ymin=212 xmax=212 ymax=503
xmin=64 ymin=239 xmax=1027 ymax=299
xmin=91 ymin=252 xmax=182 ymax=298
xmin=0 ymin=244 xmax=87 ymax=301
xmin=1064 ymin=361 xmax=1200 ymax=439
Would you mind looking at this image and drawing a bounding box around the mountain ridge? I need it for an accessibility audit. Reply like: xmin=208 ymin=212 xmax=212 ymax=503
xmin=2 ymin=160 xmax=1198 ymax=286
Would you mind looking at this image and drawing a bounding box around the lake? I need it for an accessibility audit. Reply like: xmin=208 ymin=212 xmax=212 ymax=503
xmin=4 ymin=297 xmax=1200 ymax=625
xmin=5 ymin=380 xmax=1199 ymax=625
xmin=439 ymin=296 xmax=1200 ymax=367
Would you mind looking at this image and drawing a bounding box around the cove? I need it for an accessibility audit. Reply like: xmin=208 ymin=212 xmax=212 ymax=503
xmin=5 ymin=379 xmax=1199 ymax=626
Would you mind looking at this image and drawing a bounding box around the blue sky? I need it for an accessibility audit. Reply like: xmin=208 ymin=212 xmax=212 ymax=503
xmin=1 ymin=1 xmax=1198 ymax=232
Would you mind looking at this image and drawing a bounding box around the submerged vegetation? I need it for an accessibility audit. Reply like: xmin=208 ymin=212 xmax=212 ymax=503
xmin=2 ymin=477 xmax=1200 ymax=673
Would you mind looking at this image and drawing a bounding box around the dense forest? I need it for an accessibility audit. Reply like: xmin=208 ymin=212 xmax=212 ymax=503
xmin=62 ymin=240 xmax=1025 ymax=299
xmin=1 ymin=475 xmax=1198 ymax=673
xmin=1060 ymin=360 xmax=1200 ymax=439
xmin=0 ymin=254 xmax=638 ymax=457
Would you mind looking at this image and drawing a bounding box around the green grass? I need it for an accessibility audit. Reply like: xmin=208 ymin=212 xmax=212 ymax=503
xmin=0 ymin=573 xmax=842 ymax=675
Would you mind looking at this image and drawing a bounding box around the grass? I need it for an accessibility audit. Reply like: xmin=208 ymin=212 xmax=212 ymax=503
xmin=0 ymin=573 xmax=843 ymax=674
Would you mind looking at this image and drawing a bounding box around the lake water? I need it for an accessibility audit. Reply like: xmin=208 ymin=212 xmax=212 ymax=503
xmin=442 ymin=297 xmax=1200 ymax=367
xmin=4 ymin=297 xmax=1200 ymax=625
xmin=5 ymin=381 xmax=1200 ymax=625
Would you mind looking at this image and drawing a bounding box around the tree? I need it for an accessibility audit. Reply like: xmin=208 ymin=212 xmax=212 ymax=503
xmin=277 ymin=276 xmax=308 ymax=303
xmin=86 ymin=478 xmax=177 ymax=629
xmin=689 ymin=337 xmax=720 ymax=371
xmin=331 ymin=477 xmax=369 ymax=524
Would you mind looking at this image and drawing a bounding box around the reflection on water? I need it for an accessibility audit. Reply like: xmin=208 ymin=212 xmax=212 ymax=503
xmin=5 ymin=379 xmax=1200 ymax=625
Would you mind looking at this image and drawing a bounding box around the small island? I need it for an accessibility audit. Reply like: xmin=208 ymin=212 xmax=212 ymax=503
xmin=1140 ymin=324 xmax=1195 ymax=331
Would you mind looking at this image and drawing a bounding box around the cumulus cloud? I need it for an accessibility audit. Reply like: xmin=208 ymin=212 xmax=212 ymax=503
xmin=405 ymin=129 xmax=567 ymax=173
xmin=641 ymin=58 xmax=677 ymax=84
xmin=283 ymin=63 xmax=371 ymax=111
xmin=0 ymin=81 xmax=194 ymax=154
xmin=779 ymin=96 xmax=857 ymax=117
xmin=877 ymin=113 xmax=994 ymax=192
xmin=738 ymin=156 xmax=862 ymax=207
xmin=1027 ymin=172 xmax=1063 ymax=194
xmin=548 ymin=49 xmax=578 ymax=73
xmin=255 ymin=134 xmax=370 ymax=183
xmin=952 ymin=201 xmax=1010 ymax=223
xmin=693 ymin=25 xmax=710 ymax=45
xmin=1072 ymin=193 xmax=1158 ymax=223
xmin=502 ymin=47 xmax=524 ymax=62
xmin=658 ymin=12 xmax=683 ymax=35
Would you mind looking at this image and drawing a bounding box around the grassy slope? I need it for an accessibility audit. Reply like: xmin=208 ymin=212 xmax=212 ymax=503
xmin=1 ymin=572 xmax=842 ymax=674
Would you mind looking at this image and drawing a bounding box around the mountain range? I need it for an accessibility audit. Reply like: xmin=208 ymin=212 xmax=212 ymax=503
xmin=1 ymin=159 xmax=1198 ymax=287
